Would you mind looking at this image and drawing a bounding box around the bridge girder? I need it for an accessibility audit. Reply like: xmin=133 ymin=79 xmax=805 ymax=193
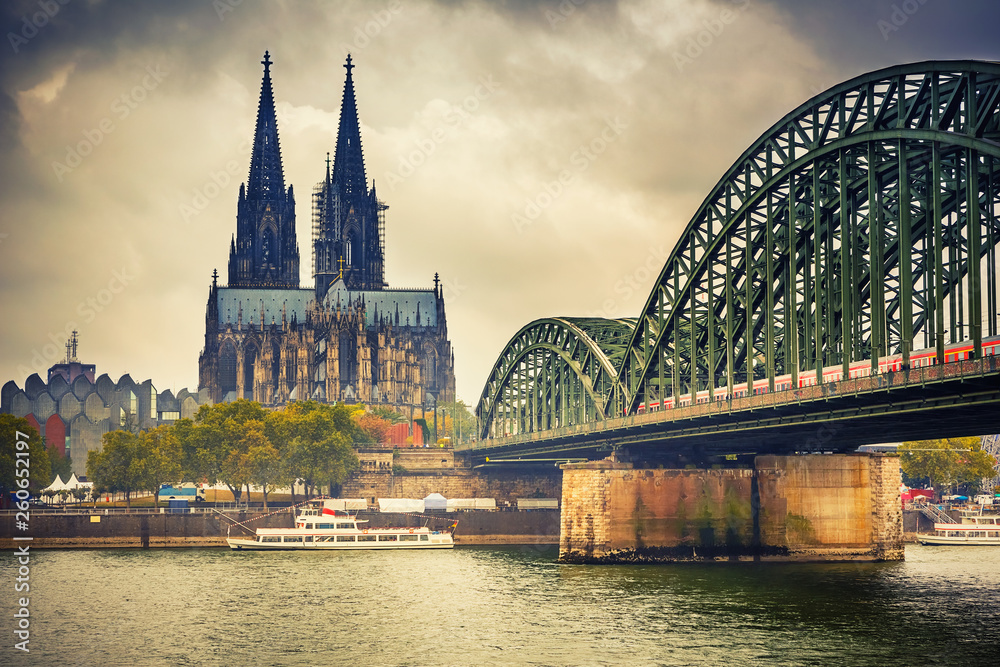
xmin=476 ymin=317 xmax=635 ymax=440
xmin=475 ymin=61 xmax=1000 ymax=444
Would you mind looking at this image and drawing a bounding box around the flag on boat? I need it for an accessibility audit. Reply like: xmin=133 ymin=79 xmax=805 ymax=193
xmin=323 ymin=499 xmax=343 ymax=516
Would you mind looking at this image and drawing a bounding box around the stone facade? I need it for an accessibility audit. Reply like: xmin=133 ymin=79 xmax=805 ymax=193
xmin=559 ymin=453 xmax=904 ymax=563
xmin=199 ymin=53 xmax=455 ymax=411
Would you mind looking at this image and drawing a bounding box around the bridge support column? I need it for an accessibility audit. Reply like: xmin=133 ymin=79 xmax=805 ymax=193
xmin=558 ymin=453 xmax=902 ymax=563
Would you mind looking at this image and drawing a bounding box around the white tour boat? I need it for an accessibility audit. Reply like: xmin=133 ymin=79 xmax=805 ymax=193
xmin=227 ymin=500 xmax=456 ymax=551
xmin=917 ymin=509 xmax=1000 ymax=546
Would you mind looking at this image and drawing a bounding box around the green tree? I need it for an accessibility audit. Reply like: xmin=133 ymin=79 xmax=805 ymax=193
xmin=0 ymin=415 xmax=51 ymax=499
xmin=180 ymin=400 xmax=271 ymax=504
xmin=87 ymin=430 xmax=145 ymax=509
xmin=47 ymin=445 xmax=73 ymax=485
xmin=140 ymin=424 xmax=183 ymax=506
xmin=371 ymin=406 xmax=408 ymax=424
xmin=283 ymin=401 xmax=359 ymax=498
xmin=239 ymin=420 xmax=285 ymax=509
xmin=900 ymin=437 xmax=997 ymax=492
xmin=438 ymin=399 xmax=477 ymax=445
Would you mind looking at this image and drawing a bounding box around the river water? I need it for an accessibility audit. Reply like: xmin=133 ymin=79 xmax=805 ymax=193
xmin=3 ymin=544 xmax=999 ymax=666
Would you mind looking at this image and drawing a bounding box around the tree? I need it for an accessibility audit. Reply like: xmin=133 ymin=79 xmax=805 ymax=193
xmin=354 ymin=412 xmax=392 ymax=445
xmin=0 ymin=415 xmax=51 ymax=499
xmin=47 ymin=446 xmax=73 ymax=486
xmin=239 ymin=420 xmax=285 ymax=510
xmin=140 ymin=425 xmax=183 ymax=506
xmin=371 ymin=406 xmax=408 ymax=424
xmin=899 ymin=437 xmax=997 ymax=492
xmin=181 ymin=400 xmax=271 ymax=504
xmin=87 ymin=430 xmax=145 ymax=509
xmin=438 ymin=399 xmax=477 ymax=445
xmin=283 ymin=401 xmax=359 ymax=498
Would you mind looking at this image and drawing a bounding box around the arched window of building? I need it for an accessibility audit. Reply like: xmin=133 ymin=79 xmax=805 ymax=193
xmin=261 ymin=228 xmax=275 ymax=265
xmin=220 ymin=341 xmax=238 ymax=395
xmin=244 ymin=343 xmax=258 ymax=400
xmin=339 ymin=331 xmax=356 ymax=389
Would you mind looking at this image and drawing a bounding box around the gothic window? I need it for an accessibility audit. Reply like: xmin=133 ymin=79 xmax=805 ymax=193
xmin=244 ymin=343 xmax=258 ymax=399
xmin=220 ymin=341 xmax=238 ymax=394
xmin=286 ymin=353 xmax=297 ymax=394
xmin=261 ymin=228 xmax=275 ymax=265
xmin=345 ymin=236 xmax=353 ymax=265
xmin=339 ymin=331 xmax=357 ymax=388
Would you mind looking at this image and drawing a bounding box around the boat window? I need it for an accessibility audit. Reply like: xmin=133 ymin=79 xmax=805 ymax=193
xmin=419 ymin=535 xmax=429 ymax=541
xmin=261 ymin=536 xmax=281 ymax=543
xmin=336 ymin=536 xmax=355 ymax=542
xmin=357 ymin=535 xmax=376 ymax=542
xmin=306 ymin=524 xmax=314 ymax=529
xmin=283 ymin=536 xmax=303 ymax=543
xmin=400 ymin=535 xmax=419 ymax=542
xmin=315 ymin=536 xmax=333 ymax=542
xmin=378 ymin=535 xmax=398 ymax=542
xmin=336 ymin=523 xmax=354 ymax=529
xmin=317 ymin=523 xmax=333 ymax=529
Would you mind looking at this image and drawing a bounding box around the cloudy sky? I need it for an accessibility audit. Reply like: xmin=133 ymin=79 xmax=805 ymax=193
xmin=1 ymin=0 xmax=998 ymax=404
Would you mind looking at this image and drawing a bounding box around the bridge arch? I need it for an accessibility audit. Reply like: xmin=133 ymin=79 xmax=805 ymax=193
xmin=620 ymin=60 xmax=1000 ymax=415
xmin=477 ymin=317 xmax=635 ymax=439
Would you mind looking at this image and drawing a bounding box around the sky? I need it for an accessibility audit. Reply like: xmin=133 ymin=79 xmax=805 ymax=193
xmin=1 ymin=0 xmax=998 ymax=405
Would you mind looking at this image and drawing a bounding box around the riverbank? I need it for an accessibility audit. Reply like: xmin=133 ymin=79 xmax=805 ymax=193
xmin=0 ymin=509 xmax=561 ymax=549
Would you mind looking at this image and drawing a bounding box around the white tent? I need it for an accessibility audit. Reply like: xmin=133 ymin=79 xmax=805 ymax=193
xmin=42 ymin=475 xmax=67 ymax=493
xmin=378 ymin=498 xmax=424 ymax=513
xmin=423 ymin=493 xmax=447 ymax=511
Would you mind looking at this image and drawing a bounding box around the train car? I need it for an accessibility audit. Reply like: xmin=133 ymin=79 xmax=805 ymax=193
xmin=637 ymin=334 xmax=1000 ymax=413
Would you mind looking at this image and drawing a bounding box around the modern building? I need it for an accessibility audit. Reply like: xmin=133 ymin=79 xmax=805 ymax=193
xmin=198 ymin=53 xmax=455 ymax=413
xmin=1 ymin=333 xmax=209 ymax=476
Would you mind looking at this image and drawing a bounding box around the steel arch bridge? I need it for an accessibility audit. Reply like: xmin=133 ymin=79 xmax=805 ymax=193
xmin=476 ymin=60 xmax=1000 ymax=444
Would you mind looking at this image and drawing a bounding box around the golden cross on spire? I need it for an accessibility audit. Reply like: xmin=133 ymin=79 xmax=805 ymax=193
xmin=336 ymin=256 xmax=346 ymax=281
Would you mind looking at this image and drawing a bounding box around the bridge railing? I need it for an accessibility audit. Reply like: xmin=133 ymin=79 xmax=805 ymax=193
xmin=462 ymin=354 xmax=1000 ymax=451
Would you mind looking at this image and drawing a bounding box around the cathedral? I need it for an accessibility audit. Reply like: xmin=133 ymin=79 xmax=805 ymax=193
xmin=199 ymin=53 xmax=455 ymax=412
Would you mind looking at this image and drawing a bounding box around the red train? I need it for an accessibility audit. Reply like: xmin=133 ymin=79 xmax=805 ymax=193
xmin=637 ymin=335 xmax=1000 ymax=412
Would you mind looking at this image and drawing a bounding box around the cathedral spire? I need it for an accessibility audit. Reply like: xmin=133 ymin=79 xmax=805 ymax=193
xmin=247 ymin=51 xmax=285 ymax=201
xmin=331 ymin=54 xmax=368 ymax=204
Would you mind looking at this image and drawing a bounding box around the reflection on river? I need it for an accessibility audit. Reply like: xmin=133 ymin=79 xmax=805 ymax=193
xmin=3 ymin=544 xmax=999 ymax=666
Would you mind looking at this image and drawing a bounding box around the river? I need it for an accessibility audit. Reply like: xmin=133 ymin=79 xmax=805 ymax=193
xmin=3 ymin=544 xmax=999 ymax=666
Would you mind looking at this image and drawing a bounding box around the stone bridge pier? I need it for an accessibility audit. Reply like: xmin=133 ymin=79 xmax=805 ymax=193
xmin=559 ymin=453 xmax=903 ymax=563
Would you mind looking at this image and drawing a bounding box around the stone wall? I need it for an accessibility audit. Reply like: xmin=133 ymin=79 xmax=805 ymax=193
xmin=559 ymin=453 xmax=904 ymax=563
xmin=342 ymin=468 xmax=561 ymax=505
xmin=0 ymin=510 xmax=559 ymax=548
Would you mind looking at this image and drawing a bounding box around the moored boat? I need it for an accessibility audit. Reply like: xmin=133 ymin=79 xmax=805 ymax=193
xmin=227 ymin=500 xmax=456 ymax=551
xmin=917 ymin=508 xmax=1000 ymax=545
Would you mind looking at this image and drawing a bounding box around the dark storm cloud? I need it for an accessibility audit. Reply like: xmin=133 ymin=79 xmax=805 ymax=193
xmin=1 ymin=0 xmax=999 ymax=401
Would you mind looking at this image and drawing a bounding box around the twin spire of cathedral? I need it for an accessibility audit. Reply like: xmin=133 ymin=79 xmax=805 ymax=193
xmin=229 ymin=51 xmax=381 ymax=293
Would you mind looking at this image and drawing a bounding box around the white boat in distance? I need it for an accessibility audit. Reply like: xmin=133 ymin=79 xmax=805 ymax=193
xmin=227 ymin=500 xmax=456 ymax=551
xmin=917 ymin=509 xmax=1000 ymax=546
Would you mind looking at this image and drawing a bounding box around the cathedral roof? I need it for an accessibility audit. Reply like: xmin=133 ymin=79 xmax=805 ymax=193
xmin=216 ymin=287 xmax=313 ymax=329
xmin=246 ymin=51 xmax=286 ymax=201
xmin=323 ymin=280 xmax=438 ymax=328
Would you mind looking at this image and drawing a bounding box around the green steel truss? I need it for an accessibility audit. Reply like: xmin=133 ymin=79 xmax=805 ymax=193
xmin=477 ymin=318 xmax=635 ymax=439
xmin=478 ymin=61 xmax=1000 ymax=440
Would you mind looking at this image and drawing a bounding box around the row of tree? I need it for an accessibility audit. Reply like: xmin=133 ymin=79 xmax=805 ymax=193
xmin=86 ymin=399 xmax=394 ymax=509
xmin=898 ymin=437 xmax=997 ymax=492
